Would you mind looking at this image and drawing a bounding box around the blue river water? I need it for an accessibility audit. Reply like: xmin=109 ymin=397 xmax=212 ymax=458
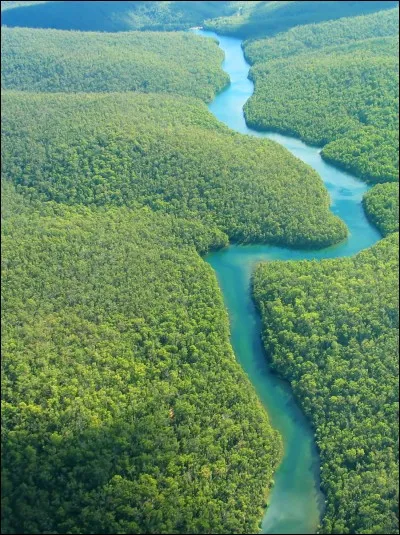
xmin=195 ymin=30 xmax=381 ymax=534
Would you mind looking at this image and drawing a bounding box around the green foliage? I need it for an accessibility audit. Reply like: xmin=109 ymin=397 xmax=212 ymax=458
xmin=1 ymin=0 xmax=235 ymax=31
xmin=243 ymin=10 xmax=399 ymax=183
xmin=363 ymin=183 xmax=399 ymax=236
xmin=1 ymin=27 xmax=228 ymax=102
xmin=253 ymin=234 xmax=399 ymax=534
xmin=321 ymin=125 xmax=399 ymax=183
xmin=204 ymin=1 xmax=397 ymax=39
xmin=1 ymin=90 xmax=347 ymax=248
xmin=1 ymin=186 xmax=282 ymax=534
xmin=244 ymin=8 xmax=399 ymax=62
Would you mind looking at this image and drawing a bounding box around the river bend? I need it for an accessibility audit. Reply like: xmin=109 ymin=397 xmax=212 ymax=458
xmin=194 ymin=30 xmax=381 ymax=534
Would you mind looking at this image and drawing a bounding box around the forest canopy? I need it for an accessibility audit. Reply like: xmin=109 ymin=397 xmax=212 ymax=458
xmin=244 ymin=7 xmax=399 ymax=63
xmin=1 ymin=27 xmax=228 ymax=102
xmin=363 ymin=182 xmax=399 ymax=236
xmin=253 ymin=233 xmax=399 ymax=534
xmin=0 ymin=1 xmax=235 ymax=31
xmin=204 ymin=1 xmax=397 ymax=39
xmin=2 ymin=2 xmax=399 ymax=534
xmin=243 ymin=9 xmax=399 ymax=183
xmin=1 ymin=90 xmax=347 ymax=248
xmin=2 ymin=184 xmax=282 ymax=534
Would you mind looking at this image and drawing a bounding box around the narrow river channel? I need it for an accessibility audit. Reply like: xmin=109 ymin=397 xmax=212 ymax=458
xmin=194 ymin=30 xmax=382 ymax=534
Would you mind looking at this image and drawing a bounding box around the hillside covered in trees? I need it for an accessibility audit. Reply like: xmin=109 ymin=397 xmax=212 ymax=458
xmin=2 ymin=2 xmax=399 ymax=534
xmin=204 ymin=1 xmax=397 ymax=39
xmin=244 ymin=8 xmax=399 ymax=63
xmin=2 ymin=90 xmax=347 ymax=248
xmin=363 ymin=182 xmax=399 ymax=236
xmin=1 ymin=28 xmax=228 ymax=101
xmin=253 ymin=232 xmax=399 ymax=534
xmin=1 ymin=0 xmax=235 ymax=31
xmin=2 ymin=183 xmax=282 ymax=534
xmin=3 ymin=1 xmax=396 ymax=37
xmin=243 ymin=8 xmax=399 ymax=183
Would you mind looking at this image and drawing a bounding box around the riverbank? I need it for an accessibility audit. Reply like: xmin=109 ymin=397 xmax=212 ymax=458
xmin=196 ymin=29 xmax=381 ymax=534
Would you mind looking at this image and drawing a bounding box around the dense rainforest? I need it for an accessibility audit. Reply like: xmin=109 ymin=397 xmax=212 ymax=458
xmin=243 ymin=8 xmax=399 ymax=183
xmin=0 ymin=0 xmax=235 ymax=31
xmin=363 ymin=183 xmax=399 ymax=236
xmin=244 ymin=8 xmax=399 ymax=63
xmin=244 ymin=6 xmax=400 ymax=534
xmin=2 ymin=2 xmax=399 ymax=534
xmin=1 ymin=90 xmax=347 ymax=248
xmin=2 ymin=183 xmax=282 ymax=534
xmin=2 ymin=0 xmax=396 ymax=37
xmin=253 ymin=233 xmax=399 ymax=534
xmin=1 ymin=28 xmax=228 ymax=101
xmin=204 ymin=1 xmax=397 ymax=39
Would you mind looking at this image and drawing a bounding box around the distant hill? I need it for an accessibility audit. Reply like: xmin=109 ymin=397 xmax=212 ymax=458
xmin=204 ymin=0 xmax=398 ymax=39
xmin=1 ymin=0 xmax=235 ymax=31
xmin=1 ymin=27 xmax=228 ymax=102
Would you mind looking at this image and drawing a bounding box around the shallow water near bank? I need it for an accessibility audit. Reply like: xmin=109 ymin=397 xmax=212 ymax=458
xmin=195 ymin=30 xmax=381 ymax=534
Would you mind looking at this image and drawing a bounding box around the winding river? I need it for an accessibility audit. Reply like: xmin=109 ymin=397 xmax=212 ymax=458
xmin=194 ymin=30 xmax=382 ymax=534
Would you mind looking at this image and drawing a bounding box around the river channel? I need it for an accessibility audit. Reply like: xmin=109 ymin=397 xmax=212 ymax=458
xmin=195 ymin=29 xmax=381 ymax=534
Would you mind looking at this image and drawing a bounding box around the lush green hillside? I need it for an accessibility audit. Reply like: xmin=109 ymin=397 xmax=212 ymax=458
xmin=253 ymin=233 xmax=399 ymax=534
xmin=363 ymin=183 xmax=399 ymax=236
xmin=1 ymin=28 xmax=228 ymax=102
xmin=1 ymin=0 xmax=235 ymax=31
xmin=243 ymin=12 xmax=399 ymax=183
xmin=244 ymin=7 xmax=399 ymax=62
xmin=1 ymin=184 xmax=282 ymax=534
xmin=204 ymin=1 xmax=397 ymax=39
xmin=1 ymin=90 xmax=347 ymax=248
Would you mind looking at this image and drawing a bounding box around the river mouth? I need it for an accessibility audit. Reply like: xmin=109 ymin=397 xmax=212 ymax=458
xmin=195 ymin=29 xmax=381 ymax=534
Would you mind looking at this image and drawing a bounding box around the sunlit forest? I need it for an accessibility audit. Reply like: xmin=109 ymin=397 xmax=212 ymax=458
xmin=254 ymin=233 xmax=399 ymax=534
xmin=244 ymin=8 xmax=399 ymax=183
xmin=1 ymin=28 xmax=228 ymax=101
xmin=363 ymin=182 xmax=399 ymax=236
xmin=2 ymin=90 xmax=347 ymax=247
xmin=1 ymin=1 xmax=399 ymax=534
xmin=2 ymin=183 xmax=282 ymax=534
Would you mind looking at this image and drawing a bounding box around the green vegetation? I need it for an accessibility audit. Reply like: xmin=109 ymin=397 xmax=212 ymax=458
xmin=2 ymin=3 xmax=399 ymax=533
xmin=244 ymin=8 xmax=399 ymax=62
xmin=0 ymin=1 xmax=235 ymax=31
xmin=204 ymin=1 xmax=397 ymax=39
xmin=363 ymin=183 xmax=399 ymax=236
xmin=1 ymin=28 xmax=228 ymax=101
xmin=2 ymin=184 xmax=282 ymax=534
xmin=253 ymin=233 xmax=399 ymax=534
xmin=243 ymin=10 xmax=399 ymax=183
xmin=1 ymin=90 xmax=347 ymax=248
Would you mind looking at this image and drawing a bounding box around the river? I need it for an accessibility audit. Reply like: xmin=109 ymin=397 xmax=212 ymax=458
xmin=194 ymin=30 xmax=381 ymax=534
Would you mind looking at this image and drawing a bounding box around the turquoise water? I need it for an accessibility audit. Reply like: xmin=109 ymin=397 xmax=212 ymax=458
xmin=195 ymin=30 xmax=381 ymax=534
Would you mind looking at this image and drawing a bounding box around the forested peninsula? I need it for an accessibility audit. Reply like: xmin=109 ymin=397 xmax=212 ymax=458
xmin=243 ymin=8 xmax=399 ymax=183
xmin=1 ymin=28 xmax=228 ymax=101
xmin=1 ymin=2 xmax=399 ymax=534
xmin=2 ymin=90 xmax=346 ymax=248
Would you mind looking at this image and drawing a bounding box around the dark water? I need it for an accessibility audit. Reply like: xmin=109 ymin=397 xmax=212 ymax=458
xmin=195 ymin=30 xmax=381 ymax=534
